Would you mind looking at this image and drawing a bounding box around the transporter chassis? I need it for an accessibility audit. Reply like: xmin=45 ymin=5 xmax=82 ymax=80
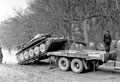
xmin=47 ymin=49 xmax=118 ymax=73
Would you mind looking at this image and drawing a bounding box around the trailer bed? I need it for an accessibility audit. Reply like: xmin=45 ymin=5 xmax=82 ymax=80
xmin=47 ymin=49 xmax=117 ymax=62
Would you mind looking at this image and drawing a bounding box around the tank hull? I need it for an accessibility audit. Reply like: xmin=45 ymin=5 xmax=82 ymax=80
xmin=16 ymin=35 xmax=68 ymax=64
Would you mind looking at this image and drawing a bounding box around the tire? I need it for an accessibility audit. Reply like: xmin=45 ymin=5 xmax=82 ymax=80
xmin=29 ymin=49 xmax=34 ymax=57
xmin=39 ymin=44 xmax=47 ymax=53
xmin=34 ymin=46 xmax=40 ymax=55
xmin=71 ymin=59 xmax=84 ymax=73
xmin=19 ymin=53 xmax=24 ymax=61
xmin=24 ymin=51 xmax=29 ymax=59
xmin=58 ymin=57 xmax=70 ymax=71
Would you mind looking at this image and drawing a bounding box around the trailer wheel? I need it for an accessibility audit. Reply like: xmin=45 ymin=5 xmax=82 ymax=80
xmin=71 ymin=59 xmax=84 ymax=73
xmin=19 ymin=53 xmax=24 ymax=61
xmin=34 ymin=46 xmax=40 ymax=55
xmin=39 ymin=44 xmax=47 ymax=53
xmin=58 ymin=57 xmax=70 ymax=71
xmin=24 ymin=51 xmax=29 ymax=59
xmin=29 ymin=49 xmax=34 ymax=57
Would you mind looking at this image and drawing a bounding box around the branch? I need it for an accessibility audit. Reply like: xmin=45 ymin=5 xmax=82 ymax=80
xmin=89 ymin=18 xmax=102 ymax=33
xmin=13 ymin=8 xmax=38 ymax=30
xmin=115 ymin=0 xmax=120 ymax=10
xmin=9 ymin=18 xmax=21 ymax=24
xmin=9 ymin=17 xmax=29 ymax=28
xmin=13 ymin=8 xmax=28 ymax=20
xmin=73 ymin=14 xmax=108 ymax=21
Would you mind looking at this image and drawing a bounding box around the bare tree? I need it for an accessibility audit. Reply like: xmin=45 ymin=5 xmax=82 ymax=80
xmin=2 ymin=0 xmax=120 ymax=48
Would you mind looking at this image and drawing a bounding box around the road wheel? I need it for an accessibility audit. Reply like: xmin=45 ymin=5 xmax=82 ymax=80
xmin=16 ymin=55 xmax=20 ymax=61
xmin=46 ymin=39 xmax=51 ymax=45
xmin=24 ymin=51 xmax=29 ymax=59
xmin=34 ymin=46 xmax=40 ymax=56
xmin=17 ymin=55 xmax=21 ymax=62
xmin=71 ymin=59 xmax=84 ymax=73
xmin=58 ymin=57 xmax=70 ymax=71
xmin=19 ymin=53 xmax=24 ymax=61
xmin=39 ymin=44 xmax=47 ymax=53
xmin=29 ymin=49 xmax=34 ymax=57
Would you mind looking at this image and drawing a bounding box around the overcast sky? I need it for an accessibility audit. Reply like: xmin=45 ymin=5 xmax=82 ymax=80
xmin=0 ymin=0 xmax=29 ymax=22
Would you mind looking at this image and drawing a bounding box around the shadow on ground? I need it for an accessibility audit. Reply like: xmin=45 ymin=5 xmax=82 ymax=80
xmin=20 ymin=59 xmax=50 ymax=66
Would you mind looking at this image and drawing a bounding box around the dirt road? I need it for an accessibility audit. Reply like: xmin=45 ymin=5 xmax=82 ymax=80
xmin=0 ymin=60 xmax=120 ymax=82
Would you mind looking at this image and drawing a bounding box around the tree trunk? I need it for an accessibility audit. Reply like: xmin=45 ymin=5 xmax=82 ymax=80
xmin=82 ymin=20 xmax=89 ymax=49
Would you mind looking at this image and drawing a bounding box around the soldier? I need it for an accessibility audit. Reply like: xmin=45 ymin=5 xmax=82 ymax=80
xmin=0 ymin=44 xmax=3 ymax=63
xmin=103 ymin=31 xmax=112 ymax=60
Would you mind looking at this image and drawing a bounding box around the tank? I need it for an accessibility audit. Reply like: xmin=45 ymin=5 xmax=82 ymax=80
xmin=16 ymin=34 xmax=68 ymax=64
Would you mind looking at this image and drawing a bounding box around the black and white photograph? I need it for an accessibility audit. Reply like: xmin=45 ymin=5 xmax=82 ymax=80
xmin=0 ymin=0 xmax=120 ymax=82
